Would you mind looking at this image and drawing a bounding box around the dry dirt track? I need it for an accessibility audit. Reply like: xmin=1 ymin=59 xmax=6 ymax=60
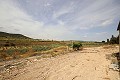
xmin=2 ymin=46 xmax=120 ymax=80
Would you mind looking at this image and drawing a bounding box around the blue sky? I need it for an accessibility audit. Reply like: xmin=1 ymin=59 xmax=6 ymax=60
xmin=0 ymin=0 xmax=120 ymax=41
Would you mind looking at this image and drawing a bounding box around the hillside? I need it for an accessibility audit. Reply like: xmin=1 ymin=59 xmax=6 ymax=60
xmin=0 ymin=31 xmax=65 ymax=47
xmin=0 ymin=31 xmax=31 ymax=39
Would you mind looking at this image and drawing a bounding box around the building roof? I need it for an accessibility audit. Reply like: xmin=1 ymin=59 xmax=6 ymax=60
xmin=117 ymin=21 xmax=120 ymax=31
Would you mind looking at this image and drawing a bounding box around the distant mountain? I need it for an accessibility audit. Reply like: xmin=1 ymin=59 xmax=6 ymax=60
xmin=0 ymin=31 xmax=32 ymax=39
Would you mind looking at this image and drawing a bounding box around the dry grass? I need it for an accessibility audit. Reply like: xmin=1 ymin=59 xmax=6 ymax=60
xmin=35 ymin=46 xmax=72 ymax=58
xmin=102 ymin=45 xmax=118 ymax=49
xmin=0 ymin=41 xmax=67 ymax=61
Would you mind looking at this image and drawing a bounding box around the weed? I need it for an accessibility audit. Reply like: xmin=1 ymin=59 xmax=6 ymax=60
xmin=6 ymin=48 xmax=15 ymax=55
xmin=19 ymin=48 xmax=28 ymax=54
xmin=32 ymin=45 xmax=51 ymax=52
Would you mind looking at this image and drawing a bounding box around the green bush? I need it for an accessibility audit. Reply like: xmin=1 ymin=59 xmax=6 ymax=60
xmin=73 ymin=42 xmax=82 ymax=51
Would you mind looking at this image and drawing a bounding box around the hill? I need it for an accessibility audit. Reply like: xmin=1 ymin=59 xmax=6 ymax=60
xmin=0 ymin=31 xmax=65 ymax=47
xmin=0 ymin=31 xmax=31 ymax=39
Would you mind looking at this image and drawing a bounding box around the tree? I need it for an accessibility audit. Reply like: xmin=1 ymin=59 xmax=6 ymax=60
xmin=109 ymin=35 xmax=118 ymax=44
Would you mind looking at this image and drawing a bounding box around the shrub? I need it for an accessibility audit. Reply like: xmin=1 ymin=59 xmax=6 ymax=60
xmin=19 ymin=48 xmax=28 ymax=54
xmin=6 ymin=48 xmax=15 ymax=55
xmin=32 ymin=45 xmax=51 ymax=52
xmin=73 ymin=42 xmax=82 ymax=51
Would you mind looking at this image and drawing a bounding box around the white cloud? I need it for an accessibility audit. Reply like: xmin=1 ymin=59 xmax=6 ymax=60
xmin=44 ymin=3 xmax=51 ymax=7
xmin=0 ymin=0 xmax=44 ymax=33
xmin=65 ymin=0 xmax=120 ymax=30
xmin=101 ymin=19 xmax=113 ymax=26
xmin=96 ymin=32 xmax=108 ymax=35
xmin=57 ymin=20 xmax=65 ymax=25
xmin=83 ymin=35 xmax=87 ymax=38
xmin=0 ymin=0 xmax=74 ymax=40
xmin=0 ymin=0 xmax=119 ymax=41
xmin=53 ymin=3 xmax=74 ymax=19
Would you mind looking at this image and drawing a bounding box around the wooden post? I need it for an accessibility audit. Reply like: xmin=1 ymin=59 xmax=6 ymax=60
xmin=117 ymin=30 xmax=120 ymax=57
xmin=118 ymin=23 xmax=120 ymax=79
xmin=117 ymin=21 xmax=120 ymax=57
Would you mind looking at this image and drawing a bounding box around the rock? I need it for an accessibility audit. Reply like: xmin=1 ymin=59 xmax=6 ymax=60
xmin=109 ymin=64 xmax=119 ymax=71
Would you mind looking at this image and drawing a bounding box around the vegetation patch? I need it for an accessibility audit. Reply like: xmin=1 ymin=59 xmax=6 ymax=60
xmin=73 ymin=42 xmax=83 ymax=51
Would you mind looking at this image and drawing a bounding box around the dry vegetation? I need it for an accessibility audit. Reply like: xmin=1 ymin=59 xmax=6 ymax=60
xmin=0 ymin=45 xmax=119 ymax=80
xmin=0 ymin=40 xmax=67 ymax=61
xmin=0 ymin=39 xmax=105 ymax=61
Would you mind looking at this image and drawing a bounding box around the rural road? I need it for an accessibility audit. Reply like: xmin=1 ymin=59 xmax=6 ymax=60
xmin=1 ymin=46 xmax=119 ymax=80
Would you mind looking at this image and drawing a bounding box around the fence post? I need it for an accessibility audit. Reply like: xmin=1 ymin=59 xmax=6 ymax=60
xmin=117 ymin=21 xmax=120 ymax=57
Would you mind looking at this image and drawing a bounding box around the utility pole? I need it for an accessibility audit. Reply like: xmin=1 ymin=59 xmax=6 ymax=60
xmin=117 ymin=21 xmax=120 ymax=57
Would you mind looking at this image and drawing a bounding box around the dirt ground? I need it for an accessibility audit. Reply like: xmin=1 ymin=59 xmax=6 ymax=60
xmin=0 ymin=46 xmax=120 ymax=80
